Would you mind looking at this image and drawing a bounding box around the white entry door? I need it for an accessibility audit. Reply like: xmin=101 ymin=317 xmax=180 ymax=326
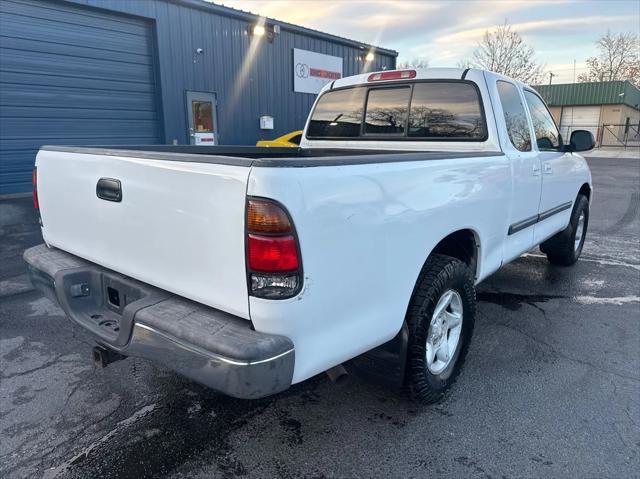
xmin=187 ymin=91 xmax=218 ymax=145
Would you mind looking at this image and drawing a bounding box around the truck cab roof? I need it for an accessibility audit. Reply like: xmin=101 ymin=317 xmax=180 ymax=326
xmin=327 ymin=67 xmax=471 ymax=91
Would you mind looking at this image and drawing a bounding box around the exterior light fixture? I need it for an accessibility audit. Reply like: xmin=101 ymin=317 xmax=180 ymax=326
xmin=365 ymin=52 xmax=375 ymax=62
xmin=249 ymin=21 xmax=279 ymax=42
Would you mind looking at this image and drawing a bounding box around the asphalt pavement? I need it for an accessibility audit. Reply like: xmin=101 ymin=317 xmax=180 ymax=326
xmin=1 ymin=156 xmax=638 ymax=479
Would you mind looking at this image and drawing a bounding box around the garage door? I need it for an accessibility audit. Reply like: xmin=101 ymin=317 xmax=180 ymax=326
xmin=559 ymin=106 xmax=600 ymax=141
xmin=0 ymin=0 xmax=162 ymax=194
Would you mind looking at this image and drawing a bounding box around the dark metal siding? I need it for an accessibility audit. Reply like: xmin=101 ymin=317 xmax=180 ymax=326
xmin=0 ymin=0 xmax=397 ymax=193
xmin=71 ymin=0 xmax=397 ymax=145
xmin=0 ymin=0 xmax=162 ymax=194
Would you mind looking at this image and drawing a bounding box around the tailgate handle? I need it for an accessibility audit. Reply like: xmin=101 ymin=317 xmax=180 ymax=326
xmin=96 ymin=178 xmax=122 ymax=202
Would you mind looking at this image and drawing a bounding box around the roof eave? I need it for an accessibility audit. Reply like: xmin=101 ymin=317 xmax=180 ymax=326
xmin=172 ymin=0 xmax=399 ymax=57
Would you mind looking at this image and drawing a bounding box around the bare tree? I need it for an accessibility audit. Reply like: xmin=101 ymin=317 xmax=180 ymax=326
xmin=397 ymin=58 xmax=429 ymax=69
xmin=578 ymin=31 xmax=639 ymax=87
xmin=461 ymin=21 xmax=544 ymax=84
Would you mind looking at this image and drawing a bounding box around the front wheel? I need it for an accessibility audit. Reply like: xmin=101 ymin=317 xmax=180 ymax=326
xmin=540 ymin=194 xmax=589 ymax=266
xmin=405 ymin=254 xmax=476 ymax=404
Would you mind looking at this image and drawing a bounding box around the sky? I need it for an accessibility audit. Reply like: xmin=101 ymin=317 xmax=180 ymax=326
xmin=218 ymin=0 xmax=640 ymax=84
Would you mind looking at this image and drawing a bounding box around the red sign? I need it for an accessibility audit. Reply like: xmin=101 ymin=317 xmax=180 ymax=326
xmin=309 ymin=68 xmax=341 ymax=80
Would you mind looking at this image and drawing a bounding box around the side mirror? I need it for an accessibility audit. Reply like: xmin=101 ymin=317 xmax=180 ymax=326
xmin=567 ymin=130 xmax=595 ymax=152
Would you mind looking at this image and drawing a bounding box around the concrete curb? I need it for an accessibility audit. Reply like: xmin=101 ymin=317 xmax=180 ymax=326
xmin=583 ymin=148 xmax=640 ymax=159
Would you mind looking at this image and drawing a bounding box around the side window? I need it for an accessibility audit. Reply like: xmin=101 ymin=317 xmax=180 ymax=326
xmin=408 ymin=82 xmax=486 ymax=139
xmin=289 ymin=134 xmax=302 ymax=145
xmin=364 ymin=87 xmax=410 ymax=135
xmin=524 ymin=90 xmax=560 ymax=150
xmin=496 ymin=81 xmax=531 ymax=152
xmin=306 ymin=87 xmax=366 ymax=138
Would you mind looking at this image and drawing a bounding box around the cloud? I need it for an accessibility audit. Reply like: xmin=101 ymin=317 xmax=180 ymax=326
xmin=217 ymin=0 xmax=639 ymax=72
xmin=434 ymin=15 xmax=630 ymax=45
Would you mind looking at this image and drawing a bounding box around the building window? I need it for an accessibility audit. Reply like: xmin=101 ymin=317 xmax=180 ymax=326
xmin=192 ymin=101 xmax=213 ymax=132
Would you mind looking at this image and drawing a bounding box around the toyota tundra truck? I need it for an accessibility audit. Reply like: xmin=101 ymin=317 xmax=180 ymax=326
xmin=24 ymin=68 xmax=594 ymax=403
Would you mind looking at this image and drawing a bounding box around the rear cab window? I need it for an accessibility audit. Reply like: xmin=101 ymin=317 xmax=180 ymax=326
xmin=306 ymin=87 xmax=366 ymax=138
xmin=364 ymin=87 xmax=411 ymax=135
xmin=408 ymin=83 xmax=486 ymax=139
xmin=306 ymin=81 xmax=487 ymax=141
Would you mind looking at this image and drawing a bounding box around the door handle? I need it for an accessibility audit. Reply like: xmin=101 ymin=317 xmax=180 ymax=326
xmin=544 ymin=163 xmax=552 ymax=174
xmin=533 ymin=164 xmax=541 ymax=176
xmin=96 ymin=178 xmax=122 ymax=202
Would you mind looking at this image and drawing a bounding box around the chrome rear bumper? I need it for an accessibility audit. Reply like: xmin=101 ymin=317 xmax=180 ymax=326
xmin=24 ymin=244 xmax=294 ymax=399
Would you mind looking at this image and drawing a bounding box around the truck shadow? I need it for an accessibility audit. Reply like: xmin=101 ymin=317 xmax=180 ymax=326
xmin=16 ymin=256 xmax=591 ymax=479
xmin=2 ymin=196 xmax=600 ymax=478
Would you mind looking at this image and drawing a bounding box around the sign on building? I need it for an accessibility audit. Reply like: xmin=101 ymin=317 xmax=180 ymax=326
xmin=293 ymin=48 xmax=343 ymax=94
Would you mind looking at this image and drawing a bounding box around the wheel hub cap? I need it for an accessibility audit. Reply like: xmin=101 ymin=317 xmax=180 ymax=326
xmin=425 ymin=290 xmax=463 ymax=375
xmin=574 ymin=212 xmax=586 ymax=252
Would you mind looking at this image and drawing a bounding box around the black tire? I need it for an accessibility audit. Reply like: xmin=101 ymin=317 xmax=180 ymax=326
xmin=540 ymin=195 xmax=589 ymax=266
xmin=405 ymin=254 xmax=476 ymax=404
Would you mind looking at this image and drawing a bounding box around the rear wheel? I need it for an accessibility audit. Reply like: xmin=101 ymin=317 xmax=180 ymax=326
xmin=541 ymin=195 xmax=589 ymax=266
xmin=405 ymin=254 xmax=476 ymax=404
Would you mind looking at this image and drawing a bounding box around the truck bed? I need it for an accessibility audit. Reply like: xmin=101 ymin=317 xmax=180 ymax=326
xmin=35 ymin=144 xmax=503 ymax=323
xmin=41 ymin=145 xmax=503 ymax=167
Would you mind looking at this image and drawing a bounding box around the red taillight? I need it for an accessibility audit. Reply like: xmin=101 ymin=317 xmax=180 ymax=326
xmin=246 ymin=198 xmax=302 ymax=298
xmin=248 ymin=235 xmax=299 ymax=272
xmin=367 ymin=70 xmax=416 ymax=82
xmin=32 ymin=167 xmax=39 ymax=210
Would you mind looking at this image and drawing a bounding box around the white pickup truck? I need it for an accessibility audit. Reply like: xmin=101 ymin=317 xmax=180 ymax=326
xmin=25 ymin=68 xmax=594 ymax=403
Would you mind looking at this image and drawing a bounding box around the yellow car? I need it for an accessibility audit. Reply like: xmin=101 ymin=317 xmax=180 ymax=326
xmin=256 ymin=130 xmax=303 ymax=147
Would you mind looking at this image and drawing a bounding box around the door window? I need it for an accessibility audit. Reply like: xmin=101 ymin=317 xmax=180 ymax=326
xmin=192 ymin=101 xmax=214 ymax=132
xmin=497 ymin=81 xmax=531 ymax=152
xmin=523 ymin=90 xmax=560 ymax=150
xmin=289 ymin=134 xmax=302 ymax=145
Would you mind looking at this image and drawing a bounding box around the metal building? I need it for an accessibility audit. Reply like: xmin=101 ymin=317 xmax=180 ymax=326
xmin=0 ymin=0 xmax=397 ymax=194
xmin=535 ymin=81 xmax=640 ymax=147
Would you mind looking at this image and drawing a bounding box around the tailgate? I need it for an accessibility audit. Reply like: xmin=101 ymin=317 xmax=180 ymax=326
xmin=36 ymin=148 xmax=251 ymax=319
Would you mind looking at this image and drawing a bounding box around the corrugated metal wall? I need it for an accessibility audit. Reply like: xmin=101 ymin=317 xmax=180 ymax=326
xmin=0 ymin=0 xmax=163 ymax=194
xmin=68 ymin=0 xmax=397 ymax=145
xmin=0 ymin=0 xmax=396 ymax=194
xmin=535 ymin=81 xmax=640 ymax=109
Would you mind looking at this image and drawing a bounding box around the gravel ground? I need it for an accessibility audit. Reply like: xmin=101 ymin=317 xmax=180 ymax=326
xmin=1 ymin=156 xmax=638 ymax=479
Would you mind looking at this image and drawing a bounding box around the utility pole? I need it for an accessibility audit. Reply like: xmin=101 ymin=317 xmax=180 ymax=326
xmin=548 ymin=72 xmax=556 ymax=85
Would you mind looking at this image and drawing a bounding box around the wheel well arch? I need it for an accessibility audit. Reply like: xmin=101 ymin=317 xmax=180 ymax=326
xmin=429 ymin=228 xmax=480 ymax=280
xmin=359 ymin=228 xmax=481 ymax=388
xmin=578 ymin=183 xmax=591 ymax=200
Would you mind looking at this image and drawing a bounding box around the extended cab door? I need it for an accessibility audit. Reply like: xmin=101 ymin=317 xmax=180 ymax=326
xmin=522 ymin=89 xmax=575 ymax=244
xmin=488 ymin=76 xmax=542 ymax=262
